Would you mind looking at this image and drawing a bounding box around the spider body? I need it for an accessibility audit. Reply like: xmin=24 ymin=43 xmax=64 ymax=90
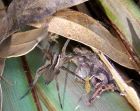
xmin=72 ymin=48 xmax=117 ymax=104
xmin=22 ymin=40 xmax=118 ymax=107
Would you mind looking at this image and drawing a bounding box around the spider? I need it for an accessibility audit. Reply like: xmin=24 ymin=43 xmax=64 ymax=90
xmin=71 ymin=47 xmax=118 ymax=104
xmin=21 ymin=39 xmax=83 ymax=109
xmin=21 ymin=39 xmax=118 ymax=108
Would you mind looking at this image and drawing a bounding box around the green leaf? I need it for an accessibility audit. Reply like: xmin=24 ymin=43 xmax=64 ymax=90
xmin=0 ymin=0 xmax=88 ymax=43
xmin=98 ymin=0 xmax=140 ymax=66
xmin=2 ymin=58 xmax=38 ymax=111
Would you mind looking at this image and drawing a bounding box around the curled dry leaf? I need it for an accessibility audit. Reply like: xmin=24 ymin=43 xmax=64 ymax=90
xmin=0 ymin=2 xmax=5 ymax=20
xmin=0 ymin=0 xmax=6 ymax=43
xmin=0 ymin=0 xmax=4 ymax=9
xmin=0 ymin=9 xmax=5 ymax=20
xmin=31 ymin=10 xmax=139 ymax=70
xmin=7 ymin=0 xmax=88 ymax=26
xmin=0 ymin=28 xmax=48 ymax=58
xmin=0 ymin=0 xmax=88 ymax=43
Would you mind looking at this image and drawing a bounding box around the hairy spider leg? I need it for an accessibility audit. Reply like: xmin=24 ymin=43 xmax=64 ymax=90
xmin=88 ymin=83 xmax=117 ymax=104
xmin=20 ymin=64 xmax=49 ymax=99
xmin=53 ymin=39 xmax=70 ymax=109
xmin=62 ymin=63 xmax=69 ymax=108
xmin=55 ymin=76 xmax=63 ymax=109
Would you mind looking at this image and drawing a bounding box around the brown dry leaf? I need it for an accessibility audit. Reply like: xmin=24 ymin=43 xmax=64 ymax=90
xmin=31 ymin=10 xmax=138 ymax=70
xmin=0 ymin=9 xmax=5 ymax=20
xmin=7 ymin=0 xmax=88 ymax=25
xmin=0 ymin=28 xmax=48 ymax=58
xmin=91 ymin=48 xmax=140 ymax=111
xmin=0 ymin=0 xmax=88 ymax=43
xmin=0 ymin=0 xmax=5 ymax=21
xmin=0 ymin=0 xmax=4 ymax=10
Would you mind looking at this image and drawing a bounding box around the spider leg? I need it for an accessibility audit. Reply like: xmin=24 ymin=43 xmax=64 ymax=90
xmin=37 ymin=42 xmax=53 ymax=61
xmin=20 ymin=65 xmax=48 ymax=99
xmin=0 ymin=76 xmax=12 ymax=86
xmin=61 ymin=66 xmax=85 ymax=82
xmin=61 ymin=39 xmax=70 ymax=56
xmin=88 ymin=83 xmax=104 ymax=103
xmin=88 ymin=83 xmax=117 ymax=104
xmin=62 ymin=63 xmax=70 ymax=108
xmin=55 ymin=75 xmax=63 ymax=109
xmin=32 ymin=65 xmax=49 ymax=86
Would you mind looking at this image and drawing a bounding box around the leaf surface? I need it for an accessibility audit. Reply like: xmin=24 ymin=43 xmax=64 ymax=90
xmin=0 ymin=28 xmax=48 ymax=58
xmin=98 ymin=0 xmax=140 ymax=67
xmin=0 ymin=0 xmax=88 ymax=43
